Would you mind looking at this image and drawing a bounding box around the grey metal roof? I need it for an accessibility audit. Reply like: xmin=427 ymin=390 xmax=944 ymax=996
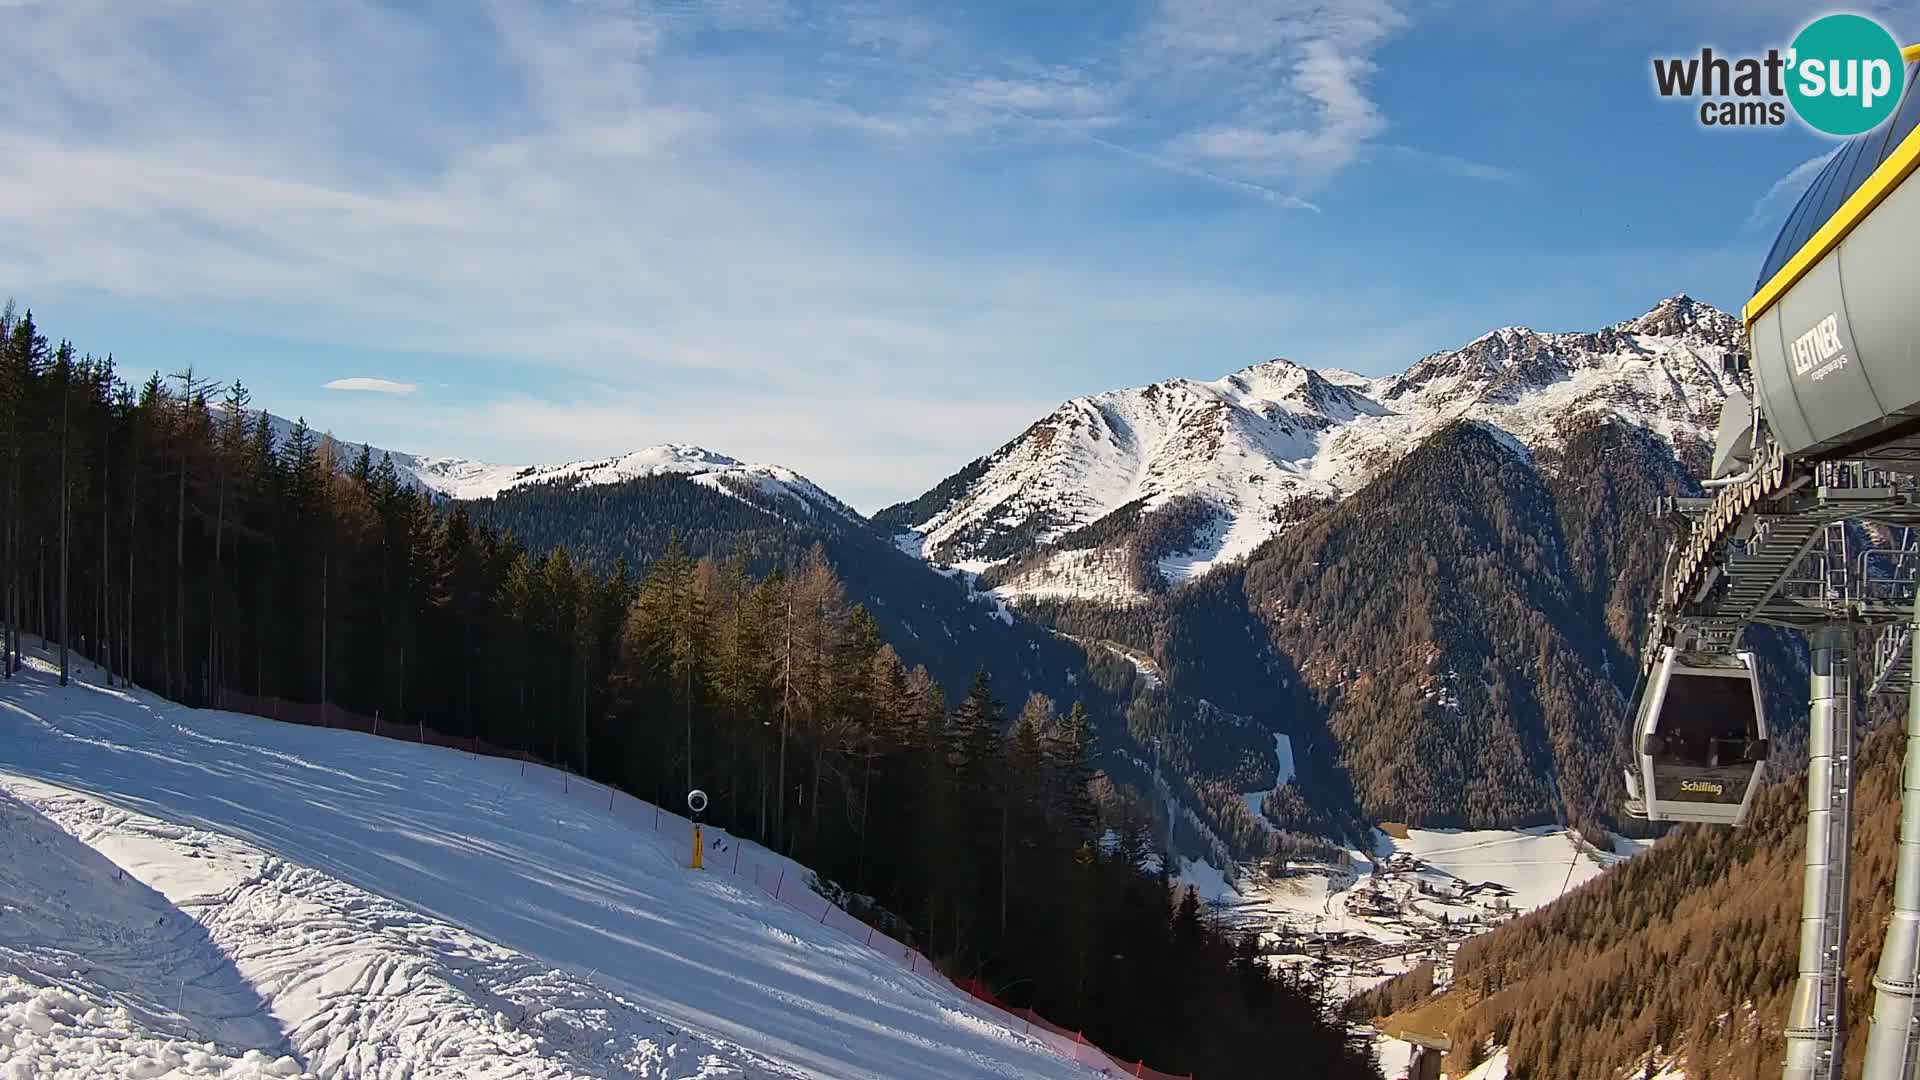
xmin=1755 ymin=61 xmax=1920 ymax=293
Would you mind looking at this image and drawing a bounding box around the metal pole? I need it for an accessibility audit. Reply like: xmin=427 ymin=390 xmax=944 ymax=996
xmin=1785 ymin=626 xmax=1856 ymax=1080
xmin=1864 ymin=604 xmax=1920 ymax=1080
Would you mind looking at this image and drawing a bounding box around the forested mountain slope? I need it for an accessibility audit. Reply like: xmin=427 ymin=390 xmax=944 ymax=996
xmin=874 ymin=297 xmax=1762 ymax=836
xmin=1025 ymin=414 xmax=1808 ymax=836
xmin=465 ymin=473 xmax=1100 ymax=722
xmin=465 ymin=472 xmax=1347 ymax=862
xmin=1359 ymin=716 xmax=1908 ymax=1080
xmin=14 ymin=293 xmax=1794 ymax=846
xmin=0 ymin=306 xmax=1381 ymax=1079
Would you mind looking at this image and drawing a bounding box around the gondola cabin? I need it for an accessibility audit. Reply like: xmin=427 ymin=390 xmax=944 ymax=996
xmin=1624 ymin=647 xmax=1769 ymax=826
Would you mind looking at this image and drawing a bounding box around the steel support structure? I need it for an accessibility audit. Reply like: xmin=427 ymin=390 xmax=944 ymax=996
xmin=1865 ymin=602 xmax=1920 ymax=1080
xmin=1785 ymin=626 xmax=1858 ymax=1080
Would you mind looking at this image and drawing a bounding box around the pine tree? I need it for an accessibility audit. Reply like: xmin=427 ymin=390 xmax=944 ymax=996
xmin=0 ymin=306 xmax=1391 ymax=1080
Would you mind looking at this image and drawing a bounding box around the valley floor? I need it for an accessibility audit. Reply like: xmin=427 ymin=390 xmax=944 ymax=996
xmin=0 ymin=648 xmax=1104 ymax=1080
xmin=1187 ymin=819 xmax=1652 ymax=1078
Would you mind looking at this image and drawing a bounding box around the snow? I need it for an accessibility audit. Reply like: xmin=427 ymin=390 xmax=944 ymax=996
xmin=984 ymin=550 xmax=1151 ymax=607
xmin=1175 ymin=858 xmax=1236 ymax=905
xmin=1371 ymin=1032 xmax=1415 ymax=1080
xmin=1453 ymin=1039 xmax=1674 ymax=1080
xmin=248 ymin=411 xmax=854 ymax=521
xmin=1461 ymin=1048 xmax=1509 ymax=1080
xmin=1061 ymin=635 xmax=1162 ymax=690
xmin=0 ymin=651 xmax=1104 ymax=1080
xmin=1318 ymin=369 xmax=1375 ymax=392
xmin=1174 ymin=822 xmax=1649 ymax=1014
xmin=423 ymin=445 xmax=859 ymax=522
xmin=896 ymin=298 xmax=1739 ymax=602
xmin=1120 ymin=749 xmax=1236 ymax=872
xmin=1237 ymin=734 xmax=1294 ymax=830
xmin=0 ymin=777 xmax=783 ymax=1080
xmin=1270 ymin=734 xmax=1295 ymax=787
xmin=1610 ymin=832 xmax=1654 ymax=858
xmin=1121 ymin=653 xmax=1161 ymax=689
xmin=1385 ymin=826 xmax=1624 ymax=915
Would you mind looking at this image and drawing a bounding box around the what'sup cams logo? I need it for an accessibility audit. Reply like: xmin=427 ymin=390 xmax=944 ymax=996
xmin=1653 ymin=13 xmax=1907 ymax=135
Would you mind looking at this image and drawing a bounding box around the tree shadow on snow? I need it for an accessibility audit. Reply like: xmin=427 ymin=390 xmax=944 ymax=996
xmin=0 ymin=786 xmax=304 ymax=1069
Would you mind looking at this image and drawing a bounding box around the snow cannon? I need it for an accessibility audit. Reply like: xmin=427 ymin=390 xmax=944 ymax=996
xmin=1736 ymin=56 xmax=1920 ymax=471
xmin=1623 ymin=647 xmax=1769 ymax=827
xmin=688 ymin=789 xmax=709 ymax=870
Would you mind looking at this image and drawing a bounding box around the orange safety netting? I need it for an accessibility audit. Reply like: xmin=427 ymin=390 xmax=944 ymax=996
xmin=211 ymin=687 xmax=1193 ymax=1080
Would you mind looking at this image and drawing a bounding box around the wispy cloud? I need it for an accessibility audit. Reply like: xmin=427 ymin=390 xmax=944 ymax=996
xmin=1023 ymin=116 xmax=1321 ymax=210
xmin=325 ymin=377 xmax=418 ymax=395
xmin=0 ymin=0 xmax=1536 ymax=508
xmin=960 ymin=75 xmax=1113 ymax=118
xmin=1138 ymin=0 xmax=1411 ymax=186
xmin=1745 ymin=150 xmax=1837 ymax=232
xmin=1367 ymin=144 xmax=1523 ymax=183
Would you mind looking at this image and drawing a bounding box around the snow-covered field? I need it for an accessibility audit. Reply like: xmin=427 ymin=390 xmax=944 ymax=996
xmin=1350 ymin=831 xmax=1660 ymax=1079
xmin=0 ymin=651 xmax=1102 ymax=1080
xmin=1386 ymin=826 xmax=1620 ymax=915
xmin=1370 ymin=1043 xmax=1685 ymax=1080
xmin=1196 ymin=824 xmax=1636 ymax=928
xmin=1180 ymin=820 xmax=1648 ymax=1009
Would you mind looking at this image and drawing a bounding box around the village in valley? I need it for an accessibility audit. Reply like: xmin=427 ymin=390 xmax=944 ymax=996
xmin=1182 ymin=822 xmax=1645 ymax=1003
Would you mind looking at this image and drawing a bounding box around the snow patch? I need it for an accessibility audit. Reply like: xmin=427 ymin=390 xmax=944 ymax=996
xmin=1238 ymin=734 xmax=1294 ymax=830
xmin=1175 ymin=857 xmax=1236 ymax=904
xmin=1461 ymin=1047 xmax=1510 ymax=1080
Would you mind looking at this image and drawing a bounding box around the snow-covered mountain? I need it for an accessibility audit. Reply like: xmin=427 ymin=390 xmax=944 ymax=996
xmin=879 ymin=296 xmax=1741 ymax=603
xmin=255 ymin=411 xmax=855 ymax=521
xmin=406 ymin=444 xmax=859 ymax=521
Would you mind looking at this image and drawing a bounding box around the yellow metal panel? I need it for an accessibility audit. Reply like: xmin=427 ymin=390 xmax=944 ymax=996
xmin=1745 ymin=103 xmax=1920 ymax=324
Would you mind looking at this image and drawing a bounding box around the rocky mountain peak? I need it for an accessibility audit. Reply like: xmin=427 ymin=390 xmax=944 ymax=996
xmin=1617 ymin=294 xmax=1741 ymax=345
xmin=888 ymin=296 xmax=1739 ymax=601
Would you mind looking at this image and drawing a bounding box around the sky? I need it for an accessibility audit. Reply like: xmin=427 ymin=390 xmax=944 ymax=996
xmin=1 ymin=0 xmax=1915 ymax=511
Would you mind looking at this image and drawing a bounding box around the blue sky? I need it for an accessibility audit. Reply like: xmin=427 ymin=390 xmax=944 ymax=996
xmin=2 ymin=0 xmax=1914 ymax=510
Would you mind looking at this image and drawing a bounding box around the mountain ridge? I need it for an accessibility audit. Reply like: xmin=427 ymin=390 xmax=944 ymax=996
xmin=249 ymin=410 xmax=856 ymax=521
xmin=248 ymin=294 xmax=1755 ymax=847
xmin=879 ymin=295 xmax=1740 ymax=604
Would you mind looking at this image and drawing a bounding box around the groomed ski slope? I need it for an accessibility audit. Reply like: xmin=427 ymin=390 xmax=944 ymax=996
xmin=0 ymin=650 xmax=1105 ymax=1080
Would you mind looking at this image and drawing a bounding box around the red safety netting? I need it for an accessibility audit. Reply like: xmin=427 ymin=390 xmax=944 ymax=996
xmin=951 ymin=978 xmax=1190 ymax=1079
xmin=209 ymin=688 xmax=1192 ymax=1079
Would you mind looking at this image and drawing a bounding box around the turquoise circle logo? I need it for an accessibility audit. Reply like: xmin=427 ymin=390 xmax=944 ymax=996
xmin=1787 ymin=14 xmax=1906 ymax=135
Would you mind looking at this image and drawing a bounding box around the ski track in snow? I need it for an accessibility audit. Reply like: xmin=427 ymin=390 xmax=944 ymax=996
xmin=0 ymin=654 xmax=1102 ymax=1080
xmin=1 ymin=779 xmax=788 ymax=1080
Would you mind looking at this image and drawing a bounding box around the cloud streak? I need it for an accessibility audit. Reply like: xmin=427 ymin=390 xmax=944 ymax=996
xmin=325 ymin=377 xmax=419 ymax=395
xmin=1137 ymin=0 xmax=1412 ymax=187
xmin=0 ymin=0 xmax=1528 ymax=508
xmin=1745 ymin=150 xmax=1837 ymax=233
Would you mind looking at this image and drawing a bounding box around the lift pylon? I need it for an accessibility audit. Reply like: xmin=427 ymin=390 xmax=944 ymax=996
xmin=1864 ymin=601 xmax=1920 ymax=1079
xmin=1784 ymin=626 xmax=1858 ymax=1080
xmin=1635 ymin=41 xmax=1920 ymax=1080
